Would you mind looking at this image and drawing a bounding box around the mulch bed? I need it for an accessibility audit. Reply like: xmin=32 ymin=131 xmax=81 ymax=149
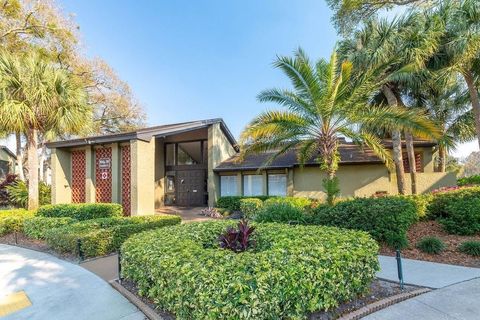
xmin=119 ymin=278 xmax=418 ymax=320
xmin=0 ymin=232 xmax=77 ymax=262
xmin=380 ymin=220 xmax=480 ymax=268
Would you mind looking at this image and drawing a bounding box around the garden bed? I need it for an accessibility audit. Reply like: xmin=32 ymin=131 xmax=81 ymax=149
xmin=380 ymin=220 xmax=480 ymax=268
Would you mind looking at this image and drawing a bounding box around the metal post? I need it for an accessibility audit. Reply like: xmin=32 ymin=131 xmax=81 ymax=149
xmin=396 ymin=249 xmax=404 ymax=290
xmin=117 ymin=250 xmax=122 ymax=283
xmin=77 ymin=238 xmax=84 ymax=261
xmin=14 ymin=231 xmax=18 ymax=244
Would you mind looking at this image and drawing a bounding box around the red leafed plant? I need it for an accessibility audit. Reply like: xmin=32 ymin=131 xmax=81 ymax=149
xmin=219 ymin=219 xmax=255 ymax=253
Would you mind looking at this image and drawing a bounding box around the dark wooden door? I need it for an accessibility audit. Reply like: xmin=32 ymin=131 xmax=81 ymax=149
xmin=176 ymin=170 xmax=206 ymax=206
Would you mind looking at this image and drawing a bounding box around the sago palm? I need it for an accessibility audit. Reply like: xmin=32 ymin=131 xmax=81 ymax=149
xmin=0 ymin=50 xmax=91 ymax=209
xmin=241 ymin=49 xmax=438 ymax=203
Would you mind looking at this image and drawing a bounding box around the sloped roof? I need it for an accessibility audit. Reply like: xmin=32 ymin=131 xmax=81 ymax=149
xmin=46 ymin=118 xmax=238 ymax=150
xmin=0 ymin=146 xmax=16 ymax=159
xmin=214 ymin=140 xmax=436 ymax=171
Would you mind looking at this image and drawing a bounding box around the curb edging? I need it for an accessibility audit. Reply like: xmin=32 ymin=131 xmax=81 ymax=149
xmin=338 ymin=287 xmax=431 ymax=320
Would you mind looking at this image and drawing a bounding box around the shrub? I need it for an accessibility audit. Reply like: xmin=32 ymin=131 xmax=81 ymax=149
xmin=24 ymin=217 xmax=77 ymax=239
xmin=458 ymin=175 xmax=480 ymax=186
xmin=0 ymin=209 xmax=35 ymax=235
xmin=427 ymin=186 xmax=480 ymax=219
xmin=6 ymin=181 xmax=51 ymax=208
xmin=404 ymin=194 xmax=433 ymax=219
xmin=218 ymin=219 xmax=255 ymax=252
xmin=216 ymin=196 xmax=272 ymax=211
xmin=38 ymin=203 xmax=123 ymax=220
xmin=458 ymin=241 xmax=480 ymax=256
xmin=416 ymin=237 xmax=446 ymax=254
xmin=121 ymin=221 xmax=379 ymax=319
xmin=255 ymin=200 xmax=309 ymax=224
xmin=263 ymin=196 xmax=314 ymax=210
xmin=239 ymin=198 xmax=263 ymax=218
xmin=313 ymin=197 xmax=417 ymax=249
xmin=0 ymin=174 xmax=18 ymax=207
xmin=45 ymin=214 xmax=181 ymax=258
xmin=440 ymin=198 xmax=480 ymax=235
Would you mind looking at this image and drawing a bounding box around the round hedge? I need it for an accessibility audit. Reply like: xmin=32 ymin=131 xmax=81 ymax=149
xmin=121 ymin=221 xmax=379 ymax=319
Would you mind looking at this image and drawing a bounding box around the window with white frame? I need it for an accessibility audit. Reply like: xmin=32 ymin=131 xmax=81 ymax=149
xmin=268 ymin=174 xmax=287 ymax=196
xmin=220 ymin=175 xmax=238 ymax=196
xmin=243 ymin=175 xmax=263 ymax=196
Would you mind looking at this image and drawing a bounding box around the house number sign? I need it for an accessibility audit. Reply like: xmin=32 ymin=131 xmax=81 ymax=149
xmin=99 ymin=158 xmax=111 ymax=169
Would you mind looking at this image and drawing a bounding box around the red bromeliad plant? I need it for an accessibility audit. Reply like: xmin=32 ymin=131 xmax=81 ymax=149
xmin=218 ymin=219 xmax=255 ymax=253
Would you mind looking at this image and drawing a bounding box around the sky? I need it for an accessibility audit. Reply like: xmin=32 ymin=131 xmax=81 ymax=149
xmin=2 ymin=1 xmax=478 ymax=158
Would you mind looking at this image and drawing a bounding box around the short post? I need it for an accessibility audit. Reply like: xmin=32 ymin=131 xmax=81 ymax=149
xmin=117 ymin=250 xmax=122 ymax=283
xmin=77 ymin=238 xmax=84 ymax=262
xmin=14 ymin=231 xmax=18 ymax=245
xmin=396 ymin=249 xmax=404 ymax=290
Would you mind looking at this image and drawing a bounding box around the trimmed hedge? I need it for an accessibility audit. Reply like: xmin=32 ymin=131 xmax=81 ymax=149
xmin=216 ymin=196 xmax=272 ymax=211
xmin=239 ymin=198 xmax=263 ymax=218
xmin=24 ymin=217 xmax=77 ymax=239
xmin=313 ymin=197 xmax=417 ymax=248
xmin=255 ymin=200 xmax=312 ymax=224
xmin=427 ymin=187 xmax=480 ymax=219
xmin=440 ymin=197 xmax=480 ymax=235
xmin=45 ymin=215 xmax=181 ymax=258
xmin=121 ymin=221 xmax=379 ymax=319
xmin=37 ymin=203 xmax=123 ymax=220
xmin=0 ymin=209 xmax=35 ymax=236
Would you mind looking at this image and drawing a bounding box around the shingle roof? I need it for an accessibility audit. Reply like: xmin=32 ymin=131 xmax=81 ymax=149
xmin=214 ymin=140 xmax=436 ymax=171
xmin=46 ymin=118 xmax=238 ymax=150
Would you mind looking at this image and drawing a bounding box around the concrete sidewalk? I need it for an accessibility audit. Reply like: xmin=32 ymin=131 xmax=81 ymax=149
xmin=0 ymin=244 xmax=145 ymax=320
xmin=377 ymin=255 xmax=480 ymax=288
xmin=363 ymin=278 xmax=480 ymax=320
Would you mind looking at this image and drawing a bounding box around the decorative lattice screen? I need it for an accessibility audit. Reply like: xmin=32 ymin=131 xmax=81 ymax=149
xmin=121 ymin=145 xmax=131 ymax=216
xmin=71 ymin=150 xmax=86 ymax=203
xmin=95 ymin=147 xmax=112 ymax=203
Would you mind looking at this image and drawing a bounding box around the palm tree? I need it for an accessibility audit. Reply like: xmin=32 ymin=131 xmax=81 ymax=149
xmin=240 ymin=49 xmax=439 ymax=204
xmin=0 ymin=50 xmax=91 ymax=209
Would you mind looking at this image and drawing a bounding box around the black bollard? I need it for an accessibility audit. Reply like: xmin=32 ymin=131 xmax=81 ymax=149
xmin=396 ymin=249 xmax=404 ymax=290
xmin=77 ymin=238 xmax=84 ymax=261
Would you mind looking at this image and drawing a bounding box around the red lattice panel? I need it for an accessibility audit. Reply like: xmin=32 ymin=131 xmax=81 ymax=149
xmin=121 ymin=145 xmax=131 ymax=216
xmin=71 ymin=150 xmax=86 ymax=203
xmin=95 ymin=147 xmax=112 ymax=203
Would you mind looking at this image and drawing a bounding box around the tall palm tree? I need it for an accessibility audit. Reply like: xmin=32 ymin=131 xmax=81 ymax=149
xmin=241 ymin=49 xmax=439 ymax=203
xmin=0 ymin=51 xmax=91 ymax=209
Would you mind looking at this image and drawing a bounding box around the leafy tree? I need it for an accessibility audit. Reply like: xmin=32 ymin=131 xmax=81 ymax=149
xmin=462 ymin=151 xmax=480 ymax=177
xmin=0 ymin=50 xmax=91 ymax=209
xmin=240 ymin=49 xmax=437 ymax=203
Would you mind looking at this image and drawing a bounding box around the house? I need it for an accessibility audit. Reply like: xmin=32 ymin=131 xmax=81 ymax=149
xmin=46 ymin=118 xmax=456 ymax=215
xmin=0 ymin=146 xmax=16 ymax=180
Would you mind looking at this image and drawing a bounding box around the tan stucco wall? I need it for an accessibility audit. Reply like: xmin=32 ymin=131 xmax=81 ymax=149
xmin=130 ymin=138 xmax=156 ymax=215
xmin=85 ymin=146 xmax=95 ymax=203
xmin=154 ymin=138 xmax=165 ymax=209
xmin=208 ymin=123 xmax=237 ymax=206
xmin=51 ymin=148 xmax=72 ymax=204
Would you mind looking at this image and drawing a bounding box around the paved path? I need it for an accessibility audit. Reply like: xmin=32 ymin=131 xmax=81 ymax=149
xmin=377 ymin=255 xmax=480 ymax=288
xmin=156 ymin=206 xmax=213 ymax=222
xmin=363 ymin=278 xmax=480 ymax=320
xmin=0 ymin=244 xmax=144 ymax=320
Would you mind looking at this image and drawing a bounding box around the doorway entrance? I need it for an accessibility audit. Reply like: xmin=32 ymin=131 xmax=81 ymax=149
xmin=176 ymin=170 xmax=206 ymax=206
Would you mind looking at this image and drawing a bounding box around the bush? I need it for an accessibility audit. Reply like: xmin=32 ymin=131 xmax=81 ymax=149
xmin=403 ymin=194 xmax=433 ymax=219
xmin=427 ymin=187 xmax=480 ymax=219
xmin=216 ymin=196 xmax=272 ymax=211
xmin=239 ymin=198 xmax=263 ymax=218
xmin=38 ymin=203 xmax=123 ymax=220
xmin=0 ymin=209 xmax=35 ymax=235
xmin=458 ymin=241 xmax=480 ymax=256
xmin=458 ymin=175 xmax=480 ymax=186
xmin=0 ymin=174 xmax=18 ymax=207
xmin=440 ymin=198 xmax=480 ymax=235
xmin=45 ymin=214 xmax=181 ymax=258
xmin=255 ymin=200 xmax=310 ymax=224
xmin=416 ymin=237 xmax=446 ymax=254
xmin=313 ymin=197 xmax=417 ymax=249
xmin=24 ymin=217 xmax=77 ymax=239
xmin=121 ymin=221 xmax=379 ymax=319
xmin=6 ymin=180 xmax=51 ymax=208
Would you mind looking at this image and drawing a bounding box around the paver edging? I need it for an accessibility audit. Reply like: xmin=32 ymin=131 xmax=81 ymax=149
xmin=110 ymin=280 xmax=162 ymax=320
xmin=338 ymin=287 xmax=431 ymax=320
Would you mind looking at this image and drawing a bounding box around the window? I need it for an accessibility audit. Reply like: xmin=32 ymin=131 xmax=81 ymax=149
xmin=166 ymin=144 xmax=175 ymax=166
xmin=220 ymin=175 xmax=238 ymax=196
xmin=268 ymin=174 xmax=287 ymax=196
xmin=166 ymin=176 xmax=175 ymax=192
xmin=177 ymin=141 xmax=202 ymax=165
xmin=243 ymin=175 xmax=263 ymax=196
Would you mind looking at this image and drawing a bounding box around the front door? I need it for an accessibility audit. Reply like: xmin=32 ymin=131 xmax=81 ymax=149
xmin=176 ymin=170 xmax=206 ymax=206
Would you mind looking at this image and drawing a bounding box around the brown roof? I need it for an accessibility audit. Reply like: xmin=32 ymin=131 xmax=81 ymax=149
xmin=214 ymin=140 xmax=436 ymax=171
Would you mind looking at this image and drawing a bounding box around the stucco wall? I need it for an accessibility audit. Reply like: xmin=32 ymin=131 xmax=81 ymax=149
xmin=51 ymin=148 xmax=72 ymax=204
xmin=154 ymin=138 xmax=165 ymax=209
xmin=208 ymin=123 xmax=237 ymax=206
xmin=130 ymin=138 xmax=155 ymax=215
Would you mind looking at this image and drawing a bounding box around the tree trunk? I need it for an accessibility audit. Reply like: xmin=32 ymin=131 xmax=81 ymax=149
xmin=464 ymin=70 xmax=480 ymax=150
xmin=382 ymin=85 xmax=406 ymax=195
xmin=27 ymin=128 xmax=39 ymax=210
xmin=405 ymin=131 xmax=417 ymax=194
xmin=15 ymin=132 xmax=25 ymax=181
xmin=438 ymin=145 xmax=446 ymax=173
